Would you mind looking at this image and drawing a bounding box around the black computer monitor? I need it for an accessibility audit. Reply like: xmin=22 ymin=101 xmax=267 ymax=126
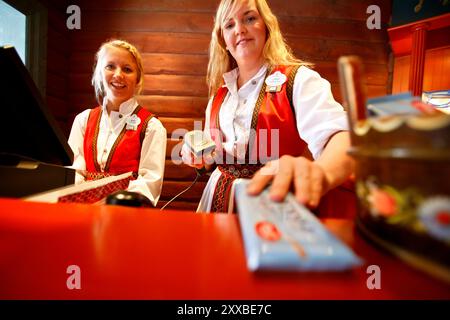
xmin=0 ymin=45 xmax=73 ymax=166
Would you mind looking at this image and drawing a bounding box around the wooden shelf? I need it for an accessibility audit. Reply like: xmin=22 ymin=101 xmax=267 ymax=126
xmin=388 ymin=13 xmax=450 ymax=57
xmin=388 ymin=13 xmax=450 ymax=95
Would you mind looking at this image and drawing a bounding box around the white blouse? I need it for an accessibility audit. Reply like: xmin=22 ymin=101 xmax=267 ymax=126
xmin=198 ymin=64 xmax=349 ymax=213
xmin=68 ymin=97 xmax=167 ymax=206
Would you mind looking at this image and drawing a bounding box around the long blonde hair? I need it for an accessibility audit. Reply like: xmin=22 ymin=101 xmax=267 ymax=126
xmin=91 ymin=39 xmax=144 ymax=104
xmin=206 ymin=0 xmax=311 ymax=96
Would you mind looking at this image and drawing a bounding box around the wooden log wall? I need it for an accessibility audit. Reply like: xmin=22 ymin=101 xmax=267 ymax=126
xmin=41 ymin=0 xmax=71 ymax=134
xmin=44 ymin=0 xmax=391 ymax=211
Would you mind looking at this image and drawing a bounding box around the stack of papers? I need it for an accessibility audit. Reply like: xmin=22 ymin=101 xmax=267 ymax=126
xmin=367 ymin=93 xmax=421 ymax=116
xmin=422 ymin=90 xmax=450 ymax=114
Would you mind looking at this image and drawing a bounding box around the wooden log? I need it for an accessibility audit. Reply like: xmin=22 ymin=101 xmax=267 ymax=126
xmin=269 ymin=0 xmax=391 ymax=22
xmin=279 ymin=17 xmax=387 ymax=43
xmin=70 ymin=52 xmax=208 ymax=75
xmin=47 ymin=27 xmax=68 ymax=55
xmin=163 ymin=160 xmax=210 ymax=181
xmin=76 ymin=0 xmax=219 ymax=12
xmin=166 ymin=138 xmax=183 ymax=158
xmin=157 ymin=200 xmax=199 ymax=212
xmin=70 ymin=32 xmax=211 ymax=54
xmin=68 ymin=74 xmax=208 ymax=97
xmin=47 ymin=50 xmax=69 ymax=78
xmin=80 ymin=11 xmax=214 ymax=33
xmin=142 ymin=74 xmax=208 ymax=96
xmin=137 ymin=95 xmax=208 ymax=118
xmin=311 ymin=61 xmax=389 ymax=86
xmin=159 ymin=117 xmax=204 ymax=135
xmin=68 ymin=94 xmax=208 ymax=118
xmin=287 ymin=37 xmax=389 ymax=63
xmin=47 ymin=73 xmax=67 ymax=100
xmin=47 ymin=5 xmax=68 ymax=34
xmin=47 ymin=96 xmax=69 ymax=119
xmin=160 ymin=180 xmax=206 ymax=201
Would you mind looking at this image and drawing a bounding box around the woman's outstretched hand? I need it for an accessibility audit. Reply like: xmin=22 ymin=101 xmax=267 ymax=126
xmin=246 ymin=155 xmax=330 ymax=208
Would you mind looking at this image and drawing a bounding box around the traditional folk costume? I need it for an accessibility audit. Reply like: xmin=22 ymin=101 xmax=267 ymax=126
xmin=198 ymin=65 xmax=353 ymax=215
xmin=68 ymin=97 xmax=166 ymax=206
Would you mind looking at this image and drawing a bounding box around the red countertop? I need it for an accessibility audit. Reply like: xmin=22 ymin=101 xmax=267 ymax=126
xmin=0 ymin=198 xmax=448 ymax=299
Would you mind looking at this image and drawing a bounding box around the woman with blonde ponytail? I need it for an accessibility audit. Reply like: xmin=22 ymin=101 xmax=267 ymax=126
xmin=68 ymin=39 xmax=166 ymax=206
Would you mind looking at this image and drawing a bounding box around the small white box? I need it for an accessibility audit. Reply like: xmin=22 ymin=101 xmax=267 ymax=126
xmin=183 ymin=130 xmax=216 ymax=157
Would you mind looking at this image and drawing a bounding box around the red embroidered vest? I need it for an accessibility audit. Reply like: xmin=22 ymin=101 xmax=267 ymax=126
xmin=210 ymin=65 xmax=308 ymax=164
xmin=83 ymin=105 xmax=153 ymax=180
xmin=209 ymin=65 xmax=357 ymax=217
xmin=209 ymin=65 xmax=309 ymax=213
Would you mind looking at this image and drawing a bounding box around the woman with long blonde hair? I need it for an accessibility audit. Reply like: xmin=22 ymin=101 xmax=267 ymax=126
xmin=182 ymin=0 xmax=354 ymax=214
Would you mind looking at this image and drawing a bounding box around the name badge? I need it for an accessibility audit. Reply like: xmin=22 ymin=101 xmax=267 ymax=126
xmin=265 ymin=71 xmax=287 ymax=93
xmin=125 ymin=114 xmax=141 ymax=131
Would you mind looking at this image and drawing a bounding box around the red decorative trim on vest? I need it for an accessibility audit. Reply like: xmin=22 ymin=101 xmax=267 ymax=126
xmin=84 ymin=107 xmax=103 ymax=173
xmin=211 ymin=164 xmax=262 ymax=213
xmin=209 ymin=87 xmax=228 ymax=157
xmin=85 ymin=171 xmax=138 ymax=181
xmin=58 ymin=175 xmax=135 ymax=204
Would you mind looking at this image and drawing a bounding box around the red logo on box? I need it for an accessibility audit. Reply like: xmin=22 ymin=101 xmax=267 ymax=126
xmin=255 ymin=221 xmax=281 ymax=241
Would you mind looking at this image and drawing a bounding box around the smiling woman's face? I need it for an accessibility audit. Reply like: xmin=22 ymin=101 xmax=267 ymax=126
xmin=101 ymin=46 xmax=138 ymax=110
xmin=221 ymin=0 xmax=267 ymax=68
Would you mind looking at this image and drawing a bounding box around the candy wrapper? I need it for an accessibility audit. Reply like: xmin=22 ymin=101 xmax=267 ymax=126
xmin=235 ymin=179 xmax=363 ymax=271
